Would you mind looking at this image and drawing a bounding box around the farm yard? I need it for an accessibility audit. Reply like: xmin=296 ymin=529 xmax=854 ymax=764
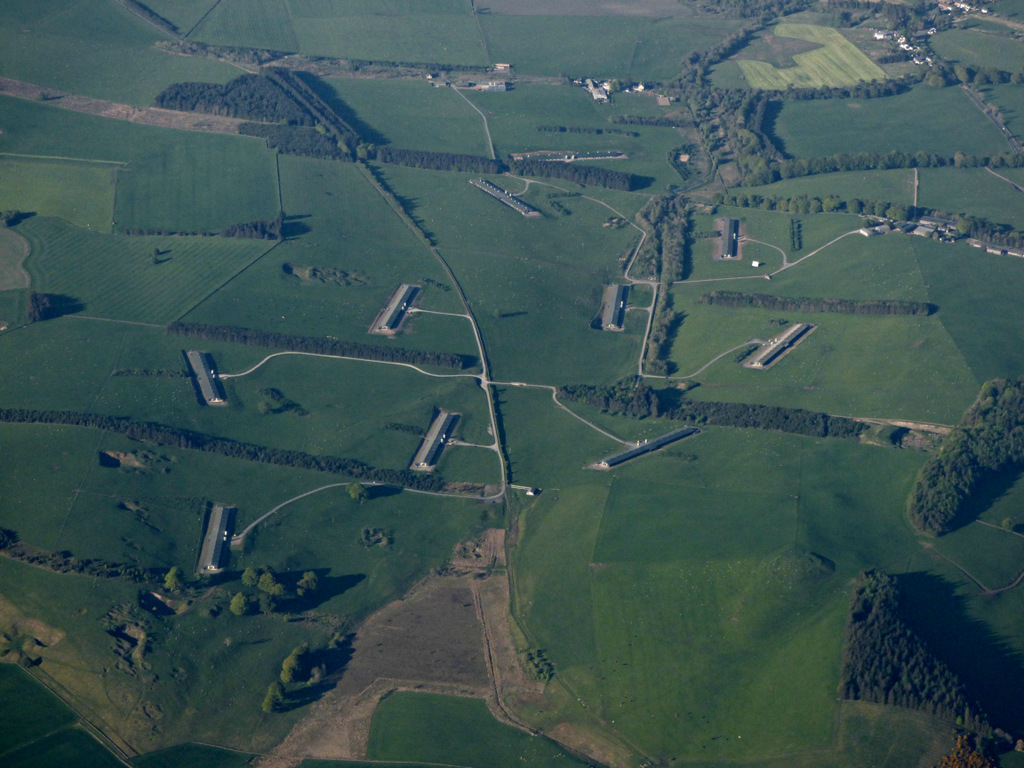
xmin=2 ymin=0 xmax=1024 ymax=767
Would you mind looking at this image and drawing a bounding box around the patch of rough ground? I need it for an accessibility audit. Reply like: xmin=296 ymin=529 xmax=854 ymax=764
xmin=0 ymin=77 xmax=246 ymax=134
xmin=0 ymin=226 xmax=30 ymax=292
xmin=256 ymin=529 xmax=551 ymax=768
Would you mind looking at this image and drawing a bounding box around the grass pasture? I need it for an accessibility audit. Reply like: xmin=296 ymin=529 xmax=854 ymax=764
xmin=918 ymin=167 xmax=1024 ymax=229
xmin=0 ymin=665 xmax=78 ymax=754
xmin=183 ymin=157 xmax=477 ymax=357
xmin=133 ymin=743 xmax=256 ymax=768
xmin=376 ymin=164 xmax=646 ymax=383
xmin=0 ymin=0 xmax=237 ymax=106
xmin=0 ymin=227 xmax=30 ymax=290
xmin=20 ymin=217 xmax=275 ymax=324
xmin=113 ymin=136 xmax=280 ymax=235
xmin=735 ymin=24 xmax=886 ymax=90
xmin=192 ymin=0 xmax=487 ymax=64
xmin=0 ymin=157 xmax=117 ymax=232
xmin=930 ymin=28 xmax=1024 ymax=73
xmin=735 ymin=168 xmax=916 ymax=208
xmin=513 ymin=429 xmax=930 ymax=763
xmin=770 ymin=84 xmax=1011 ymax=159
xmin=366 ymin=692 xmax=584 ymax=767
xmin=319 ymin=78 xmax=491 ymax=155
xmin=2 ymin=726 xmax=123 ymax=768
xmin=137 ymin=0 xmax=220 ymax=35
xmin=981 ymin=83 xmax=1024 ymax=141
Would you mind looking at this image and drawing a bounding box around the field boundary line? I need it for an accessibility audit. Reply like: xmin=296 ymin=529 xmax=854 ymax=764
xmin=68 ymin=315 xmax=166 ymax=329
xmin=470 ymin=0 xmax=492 ymax=66
xmin=452 ymin=88 xmax=495 ymax=160
xmin=0 ymin=152 xmax=126 ymax=166
xmin=171 ymin=240 xmax=282 ymax=322
xmin=183 ymin=0 xmax=224 ymax=40
xmin=219 ymin=349 xmax=478 ymax=380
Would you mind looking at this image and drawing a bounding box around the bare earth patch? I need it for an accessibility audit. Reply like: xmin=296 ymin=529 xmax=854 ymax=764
xmin=259 ymin=529 xmax=555 ymax=768
xmin=0 ymin=226 xmax=30 ymax=290
xmin=0 ymin=77 xmax=247 ymax=135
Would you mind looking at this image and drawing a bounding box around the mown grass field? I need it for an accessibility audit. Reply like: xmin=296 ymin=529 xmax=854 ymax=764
xmin=19 ymin=217 xmax=275 ymax=324
xmin=770 ymin=84 xmax=1011 ymax=158
xmin=463 ymin=85 xmax=686 ymax=190
xmin=930 ymin=28 xmax=1024 ymax=72
xmin=736 ymin=24 xmax=886 ymax=89
xmin=918 ymin=167 xmax=1024 ymax=229
xmin=981 ymin=83 xmax=1024 ymax=139
xmin=0 ymin=0 xmax=237 ymax=106
xmin=377 ymin=164 xmax=645 ymax=383
xmin=113 ymin=136 xmax=280 ymax=234
xmin=133 ymin=743 xmax=256 ymax=768
xmin=366 ymin=692 xmax=585 ymax=767
xmin=320 ymin=78 xmax=491 ymax=155
xmin=512 ymin=429 xmax=931 ymax=764
xmin=192 ymin=0 xmax=488 ymax=64
xmin=183 ymin=157 xmax=477 ymax=359
xmin=0 ymin=157 xmax=117 ymax=232
xmin=735 ymin=168 xmax=916 ymax=208
xmin=671 ymin=228 xmax=982 ymax=423
xmin=2 ymin=726 xmax=123 ymax=768
xmin=0 ymin=665 xmax=78 ymax=754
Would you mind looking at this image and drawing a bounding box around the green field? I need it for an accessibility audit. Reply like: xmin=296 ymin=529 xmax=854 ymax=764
xmin=377 ymin=164 xmax=645 ymax=383
xmin=0 ymin=0 xmax=237 ymax=106
xmin=981 ymin=83 xmax=1024 ymax=140
xmin=113 ymin=136 xmax=280 ymax=234
xmin=320 ymin=78 xmax=491 ymax=155
xmin=512 ymin=429 xmax=932 ymax=763
xmin=0 ymin=665 xmax=78 ymax=754
xmin=0 ymin=157 xmax=117 ymax=232
xmin=771 ymin=84 xmax=1011 ymax=158
xmin=735 ymin=24 xmax=886 ymax=90
xmin=367 ymin=692 xmax=585 ymax=766
xmin=735 ymin=168 xmax=916 ymax=208
xmin=461 ymin=84 xmax=686 ymax=191
xmin=19 ymin=217 xmax=275 ymax=323
xmin=930 ymin=28 xmax=1024 ymax=73
xmin=133 ymin=743 xmax=256 ymax=768
xmin=918 ymin=167 xmax=1024 ymax=229
xmin=192 ymin=0 xmax=488 ymax=64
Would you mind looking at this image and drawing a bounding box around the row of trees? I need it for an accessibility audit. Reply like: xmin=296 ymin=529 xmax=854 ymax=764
xmin=908 ymin=378 xmax=1024 ymax=536
xmin=0 ymin=526 xmax=157 ymax=583
xmin=154 ymin=74 xmax=311 ymax=124
xmin=700 ymin=291 xmax=935 ymax=316
xmin=120 ymin=216 xmax=284 ymax=240
xmin=634 ymin=194 xmax=692 ymax=281
xmin=610 ymin=115 xmax=685 ymax=128
xmin=0 ymin=408 xmax=450 ymax=492
xmin=644 ymin=288 xmax=681 ymax=377
xmin=261 ymin=68 xmax=361 ymax=159
xmin=840 ymin=570 xmax=989 ymax=733
xmin=536 ymin=124 xmax=639 ymax=137
xmin=239 ymin=123 xmax=349 ymax=161
xmin=557 ymin=381 xmax=866 ymax=439
xmin=167 ymin=321 xmax=474 ymax=370
xmin=716 ymin=190 xmax=911 ymax=219
xmin=113 ymin=0 xmax=179 ymax=36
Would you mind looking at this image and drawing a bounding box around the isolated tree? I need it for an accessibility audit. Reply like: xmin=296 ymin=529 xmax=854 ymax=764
xmin=280 ymin=644 xmax=308 ymax=684
xmin=258 ymin=571 xmax=286 ymax=596
xmin=348 ymin=482 xmax=368 ymax=503
xmin=1002 ymin=517 xmax=1013 ymax=531
xmin=241 ymin=567 xmax=259 ymax=587
xmin=163 ymin=566 xmax=183 ymax=593
xmin=262 ymin=681 xmax=285 ymax=713
xmin=229 ymin=592 xmax=251 ymax=616
xmin=296 ymin=571 xmax=318 ymax=596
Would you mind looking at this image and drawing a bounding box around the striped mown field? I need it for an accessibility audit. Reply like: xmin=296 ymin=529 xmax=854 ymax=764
xmin=738 ymin=24 xmax=887 ymax=89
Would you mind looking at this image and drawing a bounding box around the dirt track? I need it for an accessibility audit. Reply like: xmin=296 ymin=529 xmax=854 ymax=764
xmin=0 ymin=77 xmax=246 ymax=134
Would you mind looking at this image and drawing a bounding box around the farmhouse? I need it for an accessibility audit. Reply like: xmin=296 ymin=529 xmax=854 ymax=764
xmin=746 ymin=323 xmax=814 ymax=369
xmin=376 ymin=283 xmax=419 ymax=332
xmin=601 ymin=284 xmax=629 ymax=330
xmin=411 ymin=410 xmax=460 ymax=471
xmin=185 ymin=350 xmax=227 ymax=406
xmin=197 ymin=505 xmax=235 ymax=574
xmin=469 ymin=178 xmax=541 ymax=217
xmin=595 ymin=427 xmax=700 ymax=469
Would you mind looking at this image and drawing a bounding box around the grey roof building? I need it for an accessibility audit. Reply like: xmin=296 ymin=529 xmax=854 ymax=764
xmin=185 ymin=351 xmax=227 ymax=406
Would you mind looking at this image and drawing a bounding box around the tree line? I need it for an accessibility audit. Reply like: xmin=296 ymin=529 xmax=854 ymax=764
xmin=120 ymin=215 xmax=283 ymax=240
xmin=154 ymin=74 xmax=311 ymax=124
xmin=0 ymin=407 xmax=450 ymax=492
xmin=840 ymin=570 xmax=990 ymax=733
xmin=167 ymin=321 xmax=474 ymax=370
xmin=112 ymin=0 xmax=179 ymax=37
xmin=0 ymin=527 xmax=160 ymax=584
xmin=644 ymin=287 xmax=681 ymax=377
xmin=557 ymin=380 xmax=866 ymax=438
xmin=700 ymin=291 xmax=935 ymax=316
xmin=536 ymin=124 xmax=639 ymax=137
xmin=634 ymin=194 xmax=693 ymax=281
xmin=609 ymin=115 xmax=685 ymax=128
xmin=908 ymin=378 xmax=1024 ymax=536
xmin=261 ymin=68 xmax=361 ymax=159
